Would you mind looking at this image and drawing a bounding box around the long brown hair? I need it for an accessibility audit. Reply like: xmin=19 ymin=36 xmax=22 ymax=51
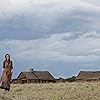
xmin=5 ymin=54 xmax=10 ymax=62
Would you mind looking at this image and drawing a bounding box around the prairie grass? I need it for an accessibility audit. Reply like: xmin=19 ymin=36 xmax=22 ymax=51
xmin=0 ymin=82 xmax=100 ymax=100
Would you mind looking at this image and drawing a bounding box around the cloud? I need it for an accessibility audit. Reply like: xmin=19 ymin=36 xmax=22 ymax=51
xmin=0 ymin=32 xmax=100 ymax=64
xmin=0 ymin=0 xmax=100 ymax=77
xmin=0 ymin=31 xmax=100 ymax=78
xmin=0 ymin=0 xmax=99 ymax=40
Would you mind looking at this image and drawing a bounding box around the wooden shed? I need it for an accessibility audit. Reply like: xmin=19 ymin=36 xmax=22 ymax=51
xmin=76 ymin=71 xmax=100 ymax=81
xmin=13 ymin=70 xmax=55 ymax=84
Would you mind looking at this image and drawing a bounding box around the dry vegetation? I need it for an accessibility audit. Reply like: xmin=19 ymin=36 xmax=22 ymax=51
xmin=0 ymin=82 xmax=100 ymax=100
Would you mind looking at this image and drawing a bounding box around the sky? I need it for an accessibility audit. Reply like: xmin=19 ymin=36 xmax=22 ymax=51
xmin=0 ymin=0 xmax=100 ymax=78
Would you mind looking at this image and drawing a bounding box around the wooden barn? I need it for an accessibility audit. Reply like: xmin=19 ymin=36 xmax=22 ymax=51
xmin=12 ymin=69 xmax=55 ymax=84
xmin=76 ymin=71 xmax=100 ymax=81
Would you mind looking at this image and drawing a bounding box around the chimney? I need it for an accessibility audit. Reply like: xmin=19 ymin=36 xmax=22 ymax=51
xmin=29 ymin=68 xmax=34 ymax=72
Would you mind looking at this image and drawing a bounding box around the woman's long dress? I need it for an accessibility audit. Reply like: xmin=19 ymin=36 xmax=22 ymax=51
xmin=0 ymin=60 xmax=13 ymax=91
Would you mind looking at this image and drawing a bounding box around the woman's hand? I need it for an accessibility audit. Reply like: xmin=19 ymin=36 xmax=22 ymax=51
xmin=2 ymin=68 xmax=4 ymax=72
xmin=1 ymin=68 xmax=4 ymax=74
xmin=11 ymin=70 xmax=13 ymax=74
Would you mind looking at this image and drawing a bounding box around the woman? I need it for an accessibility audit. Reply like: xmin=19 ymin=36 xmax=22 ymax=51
xmin=0 ymin=54 xmax=13 ymax=91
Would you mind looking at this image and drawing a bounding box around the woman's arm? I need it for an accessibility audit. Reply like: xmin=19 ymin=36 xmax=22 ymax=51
xmin=1 ymin=61 xmax=5 ymax=75
xmin=11 ymin=61 xmax=13 ymax=73
xmin=2 ymin=61 xmax=5 ymax=68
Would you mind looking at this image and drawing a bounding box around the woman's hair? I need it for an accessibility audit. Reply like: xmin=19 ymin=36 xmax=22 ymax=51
xmin=5 ymin=54 xmax=10 ymax=61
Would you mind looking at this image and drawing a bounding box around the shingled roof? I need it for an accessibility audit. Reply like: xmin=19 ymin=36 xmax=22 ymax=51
xmin=76 ymin=71 xmax=100 ymax=80
xmin=17 ymin=71 xmax=55 ymax=81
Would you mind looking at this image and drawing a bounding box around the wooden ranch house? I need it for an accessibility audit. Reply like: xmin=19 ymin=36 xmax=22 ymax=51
xmin=12 ymin=69 xmax=55 ymax=84
xmin=76 ymin=71 xmax=100 ymax=81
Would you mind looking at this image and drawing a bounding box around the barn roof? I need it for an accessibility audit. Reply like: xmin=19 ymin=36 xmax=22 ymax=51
xmin=76 ymin=71 xmax=100 ymax=80
xmin=34 ymin=71 xmax=55 ymax=80
xmin=17 ymin=71 xmax=55 ymax=81
xmin=17 ymin=72 xmax=38 ymax=80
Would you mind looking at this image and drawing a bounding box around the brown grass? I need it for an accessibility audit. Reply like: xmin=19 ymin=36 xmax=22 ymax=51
xmin=0 ymin=82 xmax=100 ymax=100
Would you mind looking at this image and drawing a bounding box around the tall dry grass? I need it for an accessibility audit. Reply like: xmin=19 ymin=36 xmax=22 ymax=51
xmin=0 ymin=82 xmax=100 ymax=100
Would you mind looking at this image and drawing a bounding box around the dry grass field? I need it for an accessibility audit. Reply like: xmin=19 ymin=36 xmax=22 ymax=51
xmin=0 ymin=82 xmax=100 ymax=100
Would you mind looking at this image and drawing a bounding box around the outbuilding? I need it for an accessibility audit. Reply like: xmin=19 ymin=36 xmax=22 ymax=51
xmin=12 ymin=69 xmax=55 ymax=84
xmin=76 ymin=71 xmax=100 ymax=81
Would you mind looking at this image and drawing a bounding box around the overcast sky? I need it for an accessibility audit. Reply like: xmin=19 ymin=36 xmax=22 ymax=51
xmin=0 ymin=0 xmax=100 ymax=78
